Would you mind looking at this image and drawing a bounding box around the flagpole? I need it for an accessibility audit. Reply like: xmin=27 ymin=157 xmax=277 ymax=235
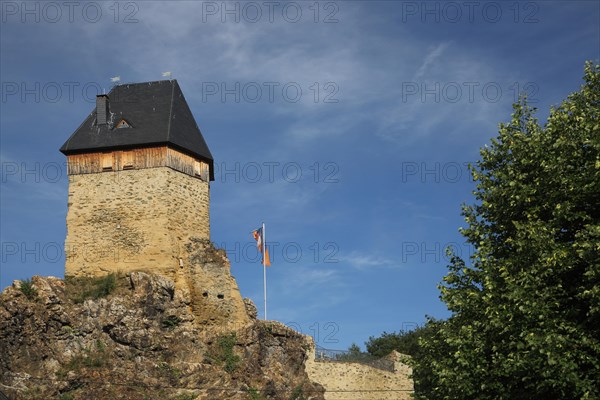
xmin=262 ymin=222 xmax=267 ymax=320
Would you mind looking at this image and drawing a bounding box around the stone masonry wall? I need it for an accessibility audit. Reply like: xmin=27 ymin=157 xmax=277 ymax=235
xmin=64 ymin=167 xmax=210 ymax=278
xmin=305 ymin=345 xmax=414 ymax=400
xmin=182 ymin=238 xmax=250 ymax=330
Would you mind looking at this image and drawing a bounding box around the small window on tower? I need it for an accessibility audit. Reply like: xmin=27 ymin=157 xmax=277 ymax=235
xmin=194 ymin=161 xmax=207 ymax=180
xmin=193 ymin=161 xmax=202 ymax=178
xmin=115 ymin=119 xmax=131 ymax=129
xmin=102 ymin=153 xmax=113 ymax=171
xmin=122 ymin=151 xmax=134 ymax=170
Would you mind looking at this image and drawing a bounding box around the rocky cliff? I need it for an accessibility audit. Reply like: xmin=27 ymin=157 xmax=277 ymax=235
xmin=0 ymin=266 xmax=324 ymax=399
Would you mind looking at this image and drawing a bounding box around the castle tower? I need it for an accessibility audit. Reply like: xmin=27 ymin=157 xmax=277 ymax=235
xmin=60 ymin=80 xmax=214 ymax=278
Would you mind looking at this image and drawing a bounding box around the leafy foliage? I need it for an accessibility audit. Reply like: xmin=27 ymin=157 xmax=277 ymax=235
xmin=365 ymin=327 xmax=430 ymax=358
xmin=333 ymin=343 xmax=376 ymax=363
xmin=413 ymin=62 xmax=600 ymax=399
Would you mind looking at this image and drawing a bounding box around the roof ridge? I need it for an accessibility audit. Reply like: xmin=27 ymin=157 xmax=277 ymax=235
xmin=60 ymin=109 xmax=95 ymax=152
xmin=113 ymin=79 xmax=175 ymax=88
xmin=166 ymin=81 xmax=175 ymax=142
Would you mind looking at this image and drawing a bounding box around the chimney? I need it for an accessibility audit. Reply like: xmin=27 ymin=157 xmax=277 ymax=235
xmin=96 ymin=94 xmax=109 ymax=125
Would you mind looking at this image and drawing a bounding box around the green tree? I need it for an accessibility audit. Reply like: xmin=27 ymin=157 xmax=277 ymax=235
xmin=347 ymin=343 xmax=362 ymax=356
xmin=413 ymin=63 xmax=600 ymax=399
xmin=366 ymin=327 xmax=430 ymax=358
xmin=334 ymin=342 xmax=368 ymax=362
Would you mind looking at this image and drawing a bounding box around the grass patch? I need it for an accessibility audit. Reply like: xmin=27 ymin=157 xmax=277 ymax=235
xmin=65 ymin=273 xmax=122 ymax=303
xmin=19 ymin=278 xmax=37 ymax=300
xmin=64 ymin=339 xmax=110 ymax=371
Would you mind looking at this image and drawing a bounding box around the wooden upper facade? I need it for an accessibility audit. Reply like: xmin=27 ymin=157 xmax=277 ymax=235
xmin=66 ymin=146 xmax=211 ymax=181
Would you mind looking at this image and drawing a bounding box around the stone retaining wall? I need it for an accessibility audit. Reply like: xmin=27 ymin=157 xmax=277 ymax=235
xmin=305 ymin=344 xmax=413 ymax=400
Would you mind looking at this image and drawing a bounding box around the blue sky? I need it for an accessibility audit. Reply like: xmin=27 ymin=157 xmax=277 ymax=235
xmin=1 ymin=1 xmax=599 ymax=350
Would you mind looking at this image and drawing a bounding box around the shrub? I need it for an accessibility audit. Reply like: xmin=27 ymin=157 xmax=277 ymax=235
xmin=157 ymin=362 xmax=183 ymax=385
xmin=210 ymin=333 xmax=240 ymax=373
xmin=247 ymin=387 xmax=265 ymax=400
xmin=19 ymin=278 xmax=37 ymax=300
xmin=289 ymin=385 xmax=307 ymax=400
xmin=162 ymin=315 xmax=182 ymax=329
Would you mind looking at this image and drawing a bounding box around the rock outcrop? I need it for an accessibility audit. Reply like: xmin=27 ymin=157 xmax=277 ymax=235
xmin=0 ymin=272 xmax=324 ymax=400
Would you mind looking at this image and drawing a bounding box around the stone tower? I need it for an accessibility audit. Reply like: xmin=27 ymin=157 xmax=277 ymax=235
xmin=60 ymin=80 xmax=214 ymax=278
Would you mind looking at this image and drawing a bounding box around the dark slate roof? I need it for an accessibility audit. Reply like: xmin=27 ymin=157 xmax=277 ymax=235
xmin=60 ymin=80 xmax=214 ymax=180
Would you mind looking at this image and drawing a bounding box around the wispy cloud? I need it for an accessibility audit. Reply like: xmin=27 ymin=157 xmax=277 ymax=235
xmin=340 ymin=251 xmax=397 ymax=271
xmin=375 ymin=43 xmax=518 ymax=145
xmin=414 ymin=43 xmax=450 ymax=80
xmin=14 ymin=1 xmax=509 ymax=151
xmin=284 ymin=267 xmax=340 ymax=290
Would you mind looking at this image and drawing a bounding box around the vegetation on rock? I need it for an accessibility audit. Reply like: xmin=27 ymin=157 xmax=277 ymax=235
xmin=0 ymin=272 xmax=325 ymax=400
xmin=210 ymin=332 xmax=242 ymax=373
xmin=18 ymin=278 xmax=37 ymax=300
xmin=65 ymin=273 xmax=119 ymax=303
